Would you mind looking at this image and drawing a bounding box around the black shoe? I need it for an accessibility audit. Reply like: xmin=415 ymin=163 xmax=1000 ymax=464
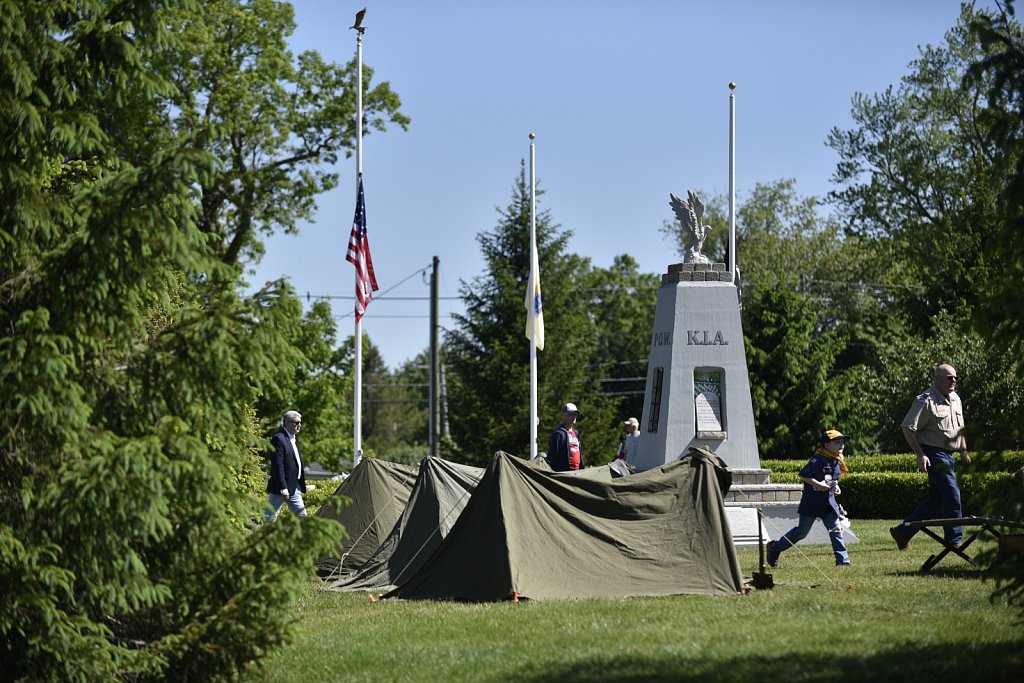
xmin=766 ymin=541 xmax=780 ymax=568
xmin=889 ymin=525 xmax=911 ymax=551
xmin=836 ymin=561 xmax=851 ymax=566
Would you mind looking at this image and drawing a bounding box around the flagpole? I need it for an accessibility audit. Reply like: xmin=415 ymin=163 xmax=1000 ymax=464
xmin=528 ymin=134 xmax=538 ymax=459
xmin=728 ymin=82 xmax=737 ymax=284
xmin=353 ymin=32 xmax=364 ymax=466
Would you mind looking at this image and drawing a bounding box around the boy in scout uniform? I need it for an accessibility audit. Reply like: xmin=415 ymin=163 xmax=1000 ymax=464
xmin=890 ymin=364 xmax=969 ymax=550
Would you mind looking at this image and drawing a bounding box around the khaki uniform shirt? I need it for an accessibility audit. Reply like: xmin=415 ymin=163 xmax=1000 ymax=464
xmin=901 ymin=385 xmax=965 ymax=450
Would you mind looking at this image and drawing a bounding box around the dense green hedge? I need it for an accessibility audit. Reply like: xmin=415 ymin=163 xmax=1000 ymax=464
xmin=763 ymin=451 xmax=1024 ymax=475
xmin=770 ymin=454 xmax=1015 ymax=518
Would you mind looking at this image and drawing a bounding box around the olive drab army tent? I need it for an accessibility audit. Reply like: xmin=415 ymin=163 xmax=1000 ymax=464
xmin=528 ymin=455 xmax=616 ymax=481
xmin=323 ymin=456 xmax=484 ymax=593
xmin=315 ymin=457 xmax=419 ymax=577
xmin=386 ymin=448 xmax=743 ymax=601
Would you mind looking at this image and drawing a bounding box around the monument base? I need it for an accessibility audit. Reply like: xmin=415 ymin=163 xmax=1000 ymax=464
xmin=727 ymin=502 xmax=860 ymax=547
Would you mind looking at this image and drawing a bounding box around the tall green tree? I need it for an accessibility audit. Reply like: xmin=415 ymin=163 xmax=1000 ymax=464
xmin=140 ymin=0 xmax=409 ymax=267
xmin=968 ymin=0 xmax=1024 ymax=352
xmin=356 ymin=339 xmax=430 ymax=461
xmin=965 ymin=0 xmax=1024 ymax=613
xmin=827 ymin=4 xmax=1011 ymax=330
xmin=743 ymin=281 xmax=850 ymax=459
xmin=583 ymin=255 xmax=659 ymax=422
xmin=445 ymin=164 xmax=619 ymax=466
xmin=253 ymin=288 xmax=354 ymax=467
xmin=826 ymin=2 xmax=1024 ymax=452
xmin=1 ymin=2 xmax=344 ymax=679
xmin=855 ymin=311 xmax=1023 ymax=452
xmin=735 ymin=180 xmax=907 ymax=374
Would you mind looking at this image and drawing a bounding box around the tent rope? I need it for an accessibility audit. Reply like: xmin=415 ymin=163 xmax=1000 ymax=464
xmin=320 ymin=494 xmax=409 ymax=585
xmin=389 ymin=484 xmax=476 ymax=585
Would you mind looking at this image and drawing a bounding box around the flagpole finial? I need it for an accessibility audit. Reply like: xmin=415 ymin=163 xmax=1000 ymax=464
xmin=529 ymin=132 xmax=535 ymax=140
xmin=729 ymin=82 xmax=736 ymax=90
xmin=351 ymin=7 xmax=367 ymax=36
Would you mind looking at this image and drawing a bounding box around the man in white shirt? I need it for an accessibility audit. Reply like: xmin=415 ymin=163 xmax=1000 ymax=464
xmin=618 ymin=417 xmax=641 ymax=467
xmin=264 ymin=410 xmax=308 ymax=523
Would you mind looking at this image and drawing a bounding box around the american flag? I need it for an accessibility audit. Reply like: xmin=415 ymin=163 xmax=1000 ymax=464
xmin=346 ymin=178 xmax=378 ymax=322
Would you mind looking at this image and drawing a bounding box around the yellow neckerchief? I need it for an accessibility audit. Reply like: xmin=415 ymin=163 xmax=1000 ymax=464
xmin=816 ymin=446 xmax=849 ymax=474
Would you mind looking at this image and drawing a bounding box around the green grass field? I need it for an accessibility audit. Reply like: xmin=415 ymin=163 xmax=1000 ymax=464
xmin=245 ymin=520 xmax=1023 ymax=682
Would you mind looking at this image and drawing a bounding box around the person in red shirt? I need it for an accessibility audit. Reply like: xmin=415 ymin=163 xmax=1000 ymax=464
xmin=547 ymin=402 xmax=584 ymax=471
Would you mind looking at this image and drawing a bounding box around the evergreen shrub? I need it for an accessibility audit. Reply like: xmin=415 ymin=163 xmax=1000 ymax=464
xmin=763 ymin=453 xmax=1022 ymax=518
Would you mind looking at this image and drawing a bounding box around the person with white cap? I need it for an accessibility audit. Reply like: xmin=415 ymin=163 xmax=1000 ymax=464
xmin=766 ymin=429 xmax=852 ymax=567
xmin=547 ymin=402 xmax=584 ymax=472
xmin=618 ymin=417 xmax=641 ymax=467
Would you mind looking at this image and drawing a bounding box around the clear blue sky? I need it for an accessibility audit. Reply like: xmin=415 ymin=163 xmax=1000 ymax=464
xmin=250 ymin=0 xmax=994 ymax=370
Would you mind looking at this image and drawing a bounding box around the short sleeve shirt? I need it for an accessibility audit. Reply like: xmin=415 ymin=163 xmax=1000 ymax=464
xmin=901 ymin=385 xmax=965 ymax=450
xmin=797 ymin=455 xmax=842 ymax=518
xmin=623 ymin=433 xmax=640 ymax=467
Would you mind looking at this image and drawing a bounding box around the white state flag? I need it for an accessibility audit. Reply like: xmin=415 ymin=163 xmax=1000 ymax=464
xmin=524 ymin=229 xmax=545 ymax=350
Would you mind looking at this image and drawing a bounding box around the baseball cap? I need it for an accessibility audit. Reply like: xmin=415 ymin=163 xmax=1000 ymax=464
xmin=822 ymin=429 xmax=851 ymax=444
xmin=624 ymin=417 xmax=639 ymax=429
xmin=561 ymin=402 xmax=582 ymax=420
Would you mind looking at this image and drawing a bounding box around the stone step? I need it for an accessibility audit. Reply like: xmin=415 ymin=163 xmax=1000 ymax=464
xmin=728 ymin=468 xmax=773 ymax=485
xmin=725 ymin=483 xmax=803 ymax=504
xmin=725 ymin=500 xmax=803 ymax=508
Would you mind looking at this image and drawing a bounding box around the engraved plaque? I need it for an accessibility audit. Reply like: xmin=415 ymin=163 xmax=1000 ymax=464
xmin=694 ymin=370 xmax=723 ymax=432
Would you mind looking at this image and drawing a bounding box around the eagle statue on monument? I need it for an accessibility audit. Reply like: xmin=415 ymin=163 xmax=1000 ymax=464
xmin=669 ymin=190 xmax=712 ymax=265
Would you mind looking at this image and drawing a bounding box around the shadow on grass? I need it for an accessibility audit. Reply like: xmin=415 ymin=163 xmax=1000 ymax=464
xmin=891 ymin=565 xmax=989 ymax=580
xmin=888 ymin=557 xmax=1007 ymax=581
xmin=503 ymin=641 xmax=1024 ymax=683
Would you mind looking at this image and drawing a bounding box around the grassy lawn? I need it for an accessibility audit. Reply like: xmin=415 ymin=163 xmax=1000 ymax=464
xmin=246 ymin=520 xmax=1023 ymax=682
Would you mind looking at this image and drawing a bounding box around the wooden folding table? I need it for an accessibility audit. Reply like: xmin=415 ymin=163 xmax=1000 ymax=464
xmin=905 ymin=516 xmax=1024 ymax=573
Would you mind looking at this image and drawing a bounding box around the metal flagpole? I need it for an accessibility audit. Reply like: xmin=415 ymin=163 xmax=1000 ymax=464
xmin=528 ymin=134 xmax=538 ymax=459
xmin=728 ymin=82 xmax=737 ymax=284
xmin=353 ymin=32 xmax=364 ymax=466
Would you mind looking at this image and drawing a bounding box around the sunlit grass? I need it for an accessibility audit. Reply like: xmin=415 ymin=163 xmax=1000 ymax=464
xmin=247 ymin=520 xmax=1023 ymax=682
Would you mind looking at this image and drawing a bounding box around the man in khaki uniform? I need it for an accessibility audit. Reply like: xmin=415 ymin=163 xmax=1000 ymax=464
xmin=890 ymin=364 xmax=969 ymax=550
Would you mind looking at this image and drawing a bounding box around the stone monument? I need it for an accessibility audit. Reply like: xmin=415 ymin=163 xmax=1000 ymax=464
xmin=634 ymin=190 xmax=759 ymax=471
xmin=633 ymin=189 xmax=858 ymax=548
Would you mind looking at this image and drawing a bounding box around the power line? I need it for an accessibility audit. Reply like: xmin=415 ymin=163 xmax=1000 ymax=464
xmin=329 ymin=261 xmax=445 ymax=320
xmin=364 ymin=399 xmax=429 ymax=405
xmin=315 ymin=295 xmax=461 ymax=301
xmin=333 ymin=314 xmax=455 ymax=320
xmin=310 ymin=277 xmax=928 ymax=303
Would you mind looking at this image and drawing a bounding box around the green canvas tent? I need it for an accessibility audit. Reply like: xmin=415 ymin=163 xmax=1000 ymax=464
xmin=315 ymin=457 xmax=419 ymax=577
xmin=528 ymin=456 xmax=616 ymax=481
xmin=386 ymin=448 xmax=743 ymax=601
xmin=323 ymin=456 xmax=484 ymax=593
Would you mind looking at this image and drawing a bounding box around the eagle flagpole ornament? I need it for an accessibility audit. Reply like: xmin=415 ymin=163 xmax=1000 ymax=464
xmin=350 ymin=7 xmax=367 ymax=34
xmin=670 ymin=190 xmax=712 ymax=265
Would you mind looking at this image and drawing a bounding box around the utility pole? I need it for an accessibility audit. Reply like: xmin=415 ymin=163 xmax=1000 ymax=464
xmin=440 ymin=360 xmax=450 ymax=439
xmin=429 ymin=256 xmax=440 ymax=456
